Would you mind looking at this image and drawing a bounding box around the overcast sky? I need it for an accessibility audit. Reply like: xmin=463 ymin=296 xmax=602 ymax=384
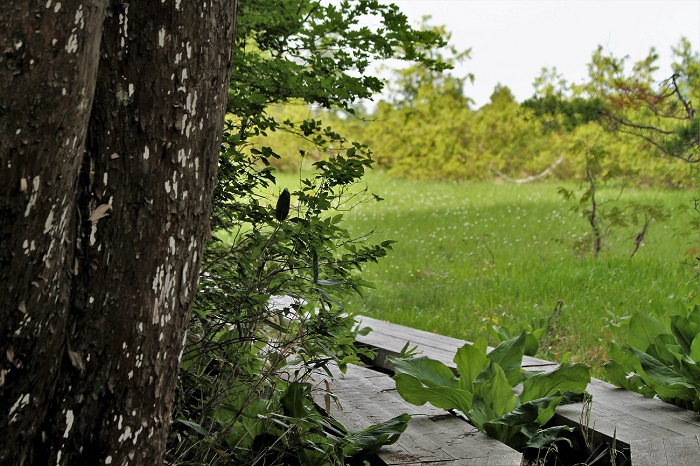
xmin=379 ymin=0 xmax=700 ymax=108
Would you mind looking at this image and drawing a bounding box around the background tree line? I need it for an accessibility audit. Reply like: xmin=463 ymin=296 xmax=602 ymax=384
xmin=260 ymin=32 xmax=699 ymax=187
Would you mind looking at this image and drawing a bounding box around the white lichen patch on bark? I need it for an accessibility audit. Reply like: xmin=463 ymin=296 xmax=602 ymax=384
xmin=88 ymin=203 xmax=112 ymax=246
xmin=158 ymin=28 xmax=166 ymax=47
xmin=143 ymin=145 xmax=149 ymax=160
xmin=74 ymin=5 xmax=84 ymax=28
xmin=177 ymin=331 xmax=188 ymax=362
xmin=132 ymin=426 xmax=144 ymax=445
xmin=119 ymin=4 xmax=129 ymax=48
xmin=13 ymin=314 xmax=32 ymax=336
xmin=8 ymin=393 xmax=30 ymax=423
xmin=65 ymin=33 xmax=78 ymax=53
xmin=44 ymin=208 xmax=55 ymax=234
xmin=117 ymin=425 xmax=132 ymax=443
xmin=24 ymin=176 xmax=41 ymax=217
xmin=63 ymin=409 xmax=75 ymax=438
xmin=171 ymin=171 xmax=178 ymax=197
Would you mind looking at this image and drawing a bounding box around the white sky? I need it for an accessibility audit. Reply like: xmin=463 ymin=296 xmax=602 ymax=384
xmin=381 ymin=0 xmax=700 ymax=108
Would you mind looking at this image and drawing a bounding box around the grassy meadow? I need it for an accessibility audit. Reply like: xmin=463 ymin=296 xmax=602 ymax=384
xmin=329 ymin=173 xmax=699 ymax=372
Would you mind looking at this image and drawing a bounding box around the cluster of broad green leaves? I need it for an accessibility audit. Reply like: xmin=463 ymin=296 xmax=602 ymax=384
xmin=390 ymin=332 xmax=591 ymax=450
xmin=604 ymin=303 xmax=700 ymax=412
xmin=166 ymin=1 xmax=452 ymax=464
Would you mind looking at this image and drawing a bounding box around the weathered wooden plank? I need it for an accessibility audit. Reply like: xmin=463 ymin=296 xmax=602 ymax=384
xmin=356 ymin=315 xmax=557 ymax=370
xmin=663 ymin=435 xmax=700 ymax=465
xmin=354 ymin=314 xmax=700 ymax=459
xmin=629 ymin=438 xmax=668 ymax=466
xmin=310 ymin=364 xmax=522 ymax=465
xmin=630 ymin=435 xmax=700 ymax=465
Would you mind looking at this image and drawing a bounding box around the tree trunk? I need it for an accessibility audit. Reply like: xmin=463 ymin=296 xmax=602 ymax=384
xmin=0 ymin=1 xmax=236 ymax=464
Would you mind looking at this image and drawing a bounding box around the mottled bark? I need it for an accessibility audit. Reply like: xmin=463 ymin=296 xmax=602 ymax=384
xmin=0 ymin=1 xmax=107 ymax=463
xmin=0 ymin=1 xmax=235 ymax=465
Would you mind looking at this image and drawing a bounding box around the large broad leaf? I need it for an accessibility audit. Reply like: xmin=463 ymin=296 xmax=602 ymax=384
xmin=679 ymin=356 xmax=700 ymax=392
xmin=691 ymin=334 xmax=700 ymax=362
xmin=341 ymin=413 xmax=411 ymax=457
xmin=608 ymin=341 xmax=637 ymax=372
xmin=472 ymin=361 xmax=517 ymax=418
xmin=670 ymin=315 xmax=700 ymax=356
xmin=393 ymin=373 xmax=473 ymax=414
xmin=628 ymin=312 xmax=666 ymax=352
xmin=483 ymin=394 xmax=566 ymax=449
xmin=453 ymin=343 xmax=489 ymax=393
xmin=629 ymin=346 xmax=696 ymax=401
xmin=603 ymin=360 xmax=655 ymax=397
xmin=525 ymin=425 xmax=574 ymax=450
xmin=519 ymin=363 xmax=590 ymax=403
xmin=281 ymin=381 xmax=312 ymax=418
xmin=487 ymin=331 xmax=526 ymax=387
xmin=647 ymin=334 xmax=682 ymax=368
xmin=390 ymin=356 xmax=458 ymax=388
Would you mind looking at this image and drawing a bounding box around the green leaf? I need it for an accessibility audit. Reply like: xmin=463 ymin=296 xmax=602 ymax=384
xmin=393 ymin=373 xmax=473 ymax=414
xmin=670 ymin=315 xmax=700 ymax=356
xmin=629 ymin=346 xmax=696 ymax=401
xmin=342 ymin=414 xmax=411 ymax=457
xmin=679 ymin=356 xmax=700 ymax=393
xmin=603 ymin=360 xmax=655 ymax=397
xmin=390 ymin=356 xmax=458 ymax=388
xmin=453 ymin=343 xmax=489 ymax=393
xmin=691 ymin=334 xmax=700 ymax=362
xmin=175 ymin=419 xmax=210 ymax=437
xmin=628 ymin=312 xmax=666 ymax=352
xmin=520 ymin=363 xmax=590 ymax=403
xmin=472 ymin=361 xmax=517 ymax=418
xmin=487 ymin=331 xmax=526 ymax=387
xmin=525 ymin=426 xmax=574 ymax=450
xmin=281 ymin=381 xmax=312 ymax=418
xmin=647 ymin=334 xmax=682 ymax=368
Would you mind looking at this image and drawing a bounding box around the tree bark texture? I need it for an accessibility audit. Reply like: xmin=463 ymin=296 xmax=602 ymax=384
xmin=0 ymin=1 xmax=236 ymax=464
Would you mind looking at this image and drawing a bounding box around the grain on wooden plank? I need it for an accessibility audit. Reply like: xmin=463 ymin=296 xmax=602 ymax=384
xmin=629 ymin=436 xmax=700 ymax=466
xmin=630 ymin=438 xmax=668 ymax=466
xmin=663 ymin=435 xmax=700 ymax=465
xmin=552 ymin=378 xmax=700 ymax=442
xmin=357 ymin=315 xmax=556 ymax=370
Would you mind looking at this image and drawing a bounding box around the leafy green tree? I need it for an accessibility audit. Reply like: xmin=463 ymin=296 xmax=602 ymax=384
xmin=166 ymin=1 xmax=448 ymax=463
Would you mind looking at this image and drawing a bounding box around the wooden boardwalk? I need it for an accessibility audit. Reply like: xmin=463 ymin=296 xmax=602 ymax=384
xmin=311 ymin=363 xmax=523 ymax=465
xmin=347 ymin=315 xmax=700 ymax=465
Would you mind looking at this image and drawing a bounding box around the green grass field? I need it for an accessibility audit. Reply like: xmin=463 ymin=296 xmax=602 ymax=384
xmin=333 ymin=173 xmax=699 ymax=371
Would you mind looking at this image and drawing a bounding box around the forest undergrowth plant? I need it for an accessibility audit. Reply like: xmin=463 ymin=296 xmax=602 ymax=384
xmin=389 ymin=332 xmax=591 ymax=451
xmin=164 ymin=0 xmax=454 ymax=463
xmin=604 ymin=302 xmax=700 ymax=412
xmin=166 ymin=118 xmax=401 ymax=465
